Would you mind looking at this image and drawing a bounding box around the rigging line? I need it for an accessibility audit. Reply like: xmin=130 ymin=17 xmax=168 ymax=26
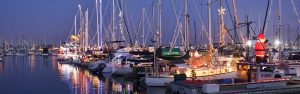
xmin=170 ymin=0 xmax=184 ymax=46
xmin=192 ymin=0 xmax=209 ymax=40
xmin=262 ymin=0 xmax=272 ymax=34
xmin=250 ymin=26 xmax=257 ymax=37
xmin=170 ymin=0 xmax=179 ymax=45
xmin=225 ymin=0 xmax=239 ymax=43
xmin=103 ymin=0 xmax=110 ymax=19
xmin=66 ymin=8 xmax=80 ymax=42
xmin=232 ymin=0 xmax=245 ymax=44
xmin=144 ymin=10 xmax=153 ymax=45
xmin=134 ymin=8 xmax=144 ymax=46
xmin=123 ymin=2 xmax=135 ymax=45
xmin=264 ymin=0 xmax=273 ymax=34
xmin=223 ymin=26 xmax=235 ymax=43
xmin=117 ymin=0 xmax=133 ymax=45
xmin=144 ymin=3 xmax=156 ymax=45
xmin=290 ymin=0 xmax=300 ymax=26
xmin=87 ymin=4 xmax=97 ymax=45
xmin=102 ymin=0 xmax=111 ymax=44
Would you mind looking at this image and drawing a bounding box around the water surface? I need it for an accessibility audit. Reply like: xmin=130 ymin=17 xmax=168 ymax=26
xmin=0 ymin=56 xmax=164 ymax=94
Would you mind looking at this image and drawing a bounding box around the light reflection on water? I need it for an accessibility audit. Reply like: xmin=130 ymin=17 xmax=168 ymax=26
xmin=0 ymin=56 xmax=165 ymax=94
xmin=57 ymin=60 xmax=144 ymax=94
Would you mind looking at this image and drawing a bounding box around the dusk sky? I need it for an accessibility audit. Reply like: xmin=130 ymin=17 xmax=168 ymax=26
xmin=0 ymin=0 xmax=299 ymax=45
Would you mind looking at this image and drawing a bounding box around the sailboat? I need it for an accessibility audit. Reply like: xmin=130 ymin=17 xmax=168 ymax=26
xmin=144 ymin=0 xmax=175 ymax=87
xmin=88 ymin=48 xmax=133 ymax=74
xmin=145 ymin=46 xmax=175 ymax=87
xmin=89 ymin=0 xmax=134 ymax=75
xmin=112 ymin=49 xmax=134 ymax=75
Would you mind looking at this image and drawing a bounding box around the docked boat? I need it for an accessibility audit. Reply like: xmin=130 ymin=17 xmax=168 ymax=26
xmin=88 ymin=60 xmax=116 ymax=73
xmin=87 ymin=48 xmax=133 ymax=75
xmin=5 ymin=49 xmax=15 ymax=56
xmin=127 ymin=50 xmax=154 ymax=62
xmin=145 ymin=47 xmax=175 ymax=87
xmin=279 ymin=50 xmax=300 ymax=75
xmin=156 ymin=47 xmax=189 ymax=60
xmin=110 ymin=48 xmax=134 ymax=75
xmin=57 ymin=42 xmax=81 ymax=64
xmin=41 ymin=48 xmax=49 ymax=56
xmin=88 ymin=60 xmax=106 ymax=73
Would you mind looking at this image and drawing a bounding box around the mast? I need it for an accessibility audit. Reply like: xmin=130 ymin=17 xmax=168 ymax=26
xmin=75 ymin=15 xmax=77 ymax=35
xmin=142 ymin=7 xmax=146 ymax=47
xmin=99 ymin=0 xmax=103 ymax=48
xmin=112 ymin=0 xmax=116 ymax=48
xmin=279 ymin=0 xmax=282 ymax=25
xmin=118 ymin=0 xmax=126 ymax=46
xmin=96 ymin=0 xmax=100 ymax=48
xmin=194 ymin=21 xmax=197 ymax=44
xmin=85 ymin=9 xmax=89 ymax=51
xmin=207 ymin=0 xmax=213 ymax=67
xmin=96 ymin=0 xmax=103 ymax=48
xmin=184 ymin=0 xmax=189 ymax=50
xmin=201 ymin=0 xmax=203 ymax=46
xmin=158 ymin=0 xmax=162 ymax=46
xmin=218 ymin=0 xmax=226 ymax=46
xmin=78 ymin=4 xmax=84 ymax=49
xmin=208 ymin=0 xmax=212 ymax=46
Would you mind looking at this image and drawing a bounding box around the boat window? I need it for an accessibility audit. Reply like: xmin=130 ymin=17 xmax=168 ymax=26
xmin=291 ymin=68 xmax=295 ymax=70
xmin=260 ymin=66 xmax=273 ymax=72
xmin=288 ymin=53 xmax=300 ymax=60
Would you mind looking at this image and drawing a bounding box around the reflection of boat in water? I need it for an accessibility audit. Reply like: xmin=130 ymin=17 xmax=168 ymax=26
xmin=145 ymin=76 xmax=174 ymax=87
xmin=57 ymin=63 xmax=137 ymax=94
xmin=146 ymin=87 xmax=167 ymax=94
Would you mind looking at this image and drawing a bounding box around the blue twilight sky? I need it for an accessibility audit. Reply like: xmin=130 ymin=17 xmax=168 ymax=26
xmin=0 ymin=0 xmax=299 ymax=45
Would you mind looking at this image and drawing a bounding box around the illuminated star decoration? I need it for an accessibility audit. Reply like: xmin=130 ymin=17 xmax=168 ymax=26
xmin=218 ymin=7 xmax=226 ymax=15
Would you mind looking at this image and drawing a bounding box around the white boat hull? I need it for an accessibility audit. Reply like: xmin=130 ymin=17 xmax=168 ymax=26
xmin=145 ymin=76 xmax=174 ymax=87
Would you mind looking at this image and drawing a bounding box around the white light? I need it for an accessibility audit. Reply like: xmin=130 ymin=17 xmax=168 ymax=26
xmin=274 ymin=40 xmax=280 ymax=46
xmin=246 ymin=40 xmax=252 ymax=46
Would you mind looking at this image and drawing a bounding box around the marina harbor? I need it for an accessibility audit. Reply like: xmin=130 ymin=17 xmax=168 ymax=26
xmin=1 ymin=0 xmax=300 ymax=94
